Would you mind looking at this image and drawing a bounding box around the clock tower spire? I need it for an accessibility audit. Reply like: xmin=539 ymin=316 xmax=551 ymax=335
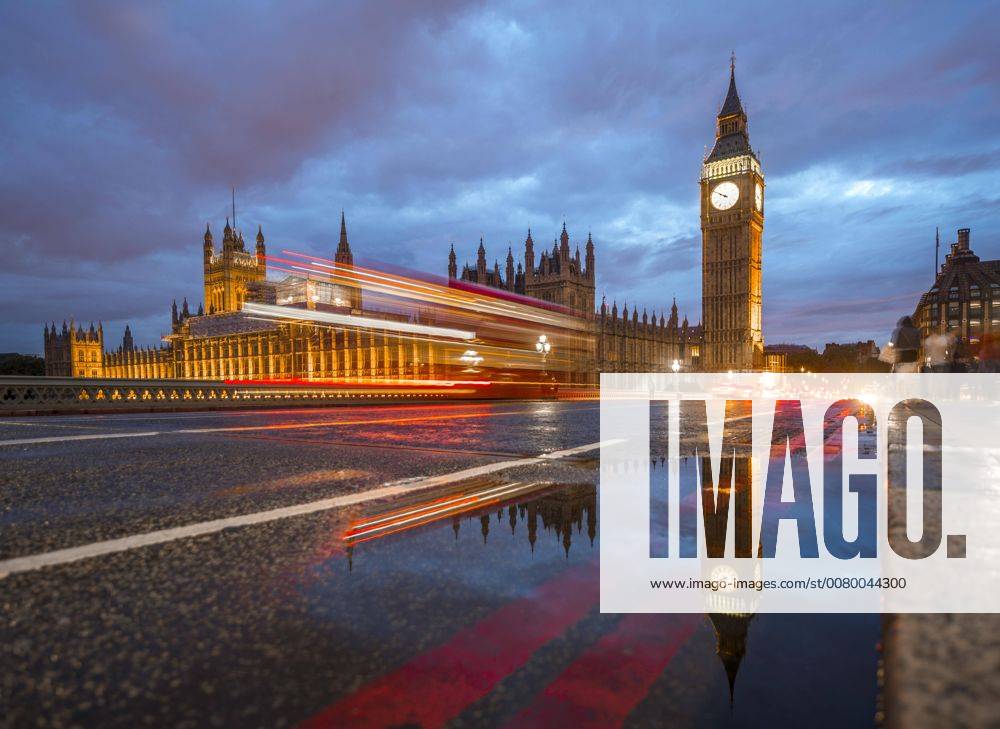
xmin=700 ymin=56 xmax=764 ymax=371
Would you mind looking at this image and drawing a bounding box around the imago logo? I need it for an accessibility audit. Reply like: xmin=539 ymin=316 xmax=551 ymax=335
xmin=599 ymin=374 xmax=1000 ymax=614
xmin=667 ymin=398 xmax=954 ymax=561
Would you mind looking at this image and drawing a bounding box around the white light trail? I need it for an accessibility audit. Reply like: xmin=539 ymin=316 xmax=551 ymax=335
xmin=241 ymin=302 xmax=476 ymax=340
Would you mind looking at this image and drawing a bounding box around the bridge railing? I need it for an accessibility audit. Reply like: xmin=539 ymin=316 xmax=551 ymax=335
xmin=0 ymin=376 xmax=445 ymax=415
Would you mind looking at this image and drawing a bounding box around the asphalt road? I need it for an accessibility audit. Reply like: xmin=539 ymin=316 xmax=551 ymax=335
xmin=0 ymin=402 xmax=879 ymax=727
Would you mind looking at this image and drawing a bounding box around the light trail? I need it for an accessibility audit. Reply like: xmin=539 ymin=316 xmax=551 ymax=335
xmin=252 ymin=250 xmax=597 ymax=391
xmin=343 ymin=481 xmax=551 ymax=544
xmin=176 ymin=405 xmax=561 ymax=434
xmin=0 ymin=405 xmax=601 ymax=446
xmin=266 ymin=251 xmax=584 ymax=330
xmin=241 ymin=302 xmax=476 ymax=340
xmin=224 ymin=377 xmax=491 ymax=388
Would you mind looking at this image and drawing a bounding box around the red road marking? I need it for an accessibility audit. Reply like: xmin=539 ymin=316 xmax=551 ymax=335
xmin=302 ymin=560 xmax=599 ymax=728
xmin=504 ymin=613 xmax=700 ymax=728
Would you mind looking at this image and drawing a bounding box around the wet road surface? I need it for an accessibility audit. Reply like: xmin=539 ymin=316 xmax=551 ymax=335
xmin=0 ymin=402 xmax=879 ymax=727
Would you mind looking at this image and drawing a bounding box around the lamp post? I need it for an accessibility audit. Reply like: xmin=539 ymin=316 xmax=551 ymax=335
xmin=536 ymin=335 xmax=553 ymax=395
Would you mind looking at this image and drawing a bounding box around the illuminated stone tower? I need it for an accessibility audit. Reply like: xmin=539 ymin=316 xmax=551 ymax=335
xmin=701 ymin=56 xmax=764 ymax=371
xmin=202 ymin=219 xmax=266 ymax=314
xmin=334 ymin=211 xmax=362 ymax=310
xmin=43 ymin=321 xmax=104 ymax=377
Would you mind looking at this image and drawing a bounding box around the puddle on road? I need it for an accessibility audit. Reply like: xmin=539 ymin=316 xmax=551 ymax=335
xmin=296 ymin=479 xmax=879 ymax=727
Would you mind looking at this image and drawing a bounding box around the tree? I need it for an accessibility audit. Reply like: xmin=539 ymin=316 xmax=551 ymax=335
xmin=0 ymin=353 xmax=45 ymax=376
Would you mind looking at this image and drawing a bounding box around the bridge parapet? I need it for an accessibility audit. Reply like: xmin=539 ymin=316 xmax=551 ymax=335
xmin=0 ymin=376 xmax=444 ymax=415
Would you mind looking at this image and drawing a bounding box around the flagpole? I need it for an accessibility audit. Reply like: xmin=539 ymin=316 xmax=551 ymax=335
xmin=934 ymin=227 xmax=939 ymax=277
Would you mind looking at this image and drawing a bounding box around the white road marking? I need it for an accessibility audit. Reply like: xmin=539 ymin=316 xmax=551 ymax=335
xmin=0 ymin=405 xmax=599 ymax=446
xmin=0 ymin=432 xmax=160 ymax=446
xmin=0 ymin=439 xmax=610 ymax=579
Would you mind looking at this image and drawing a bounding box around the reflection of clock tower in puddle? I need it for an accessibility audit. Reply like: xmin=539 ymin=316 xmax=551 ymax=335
xmin=700 ymin=453 xmax=761 ymax=705
xmin=701 ymin=54 xmax=764 ymax=371
xmin=705 ymin=557 xmax=760 ymax=706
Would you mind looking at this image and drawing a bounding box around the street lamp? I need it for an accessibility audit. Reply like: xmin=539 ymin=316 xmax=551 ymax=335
xmin=459 ymin=349 xmax=483 ymax=367
xmin=536 ymin=334 xmax=554 ymax=395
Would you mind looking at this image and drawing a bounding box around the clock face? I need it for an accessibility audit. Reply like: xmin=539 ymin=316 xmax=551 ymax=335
xmin=710 ymin=565 xmax=738 ymax=590
xmin=711 ymin=181 xmax=739 ymax=210
xmin=754 ymin=182 xmax=763 ymax=211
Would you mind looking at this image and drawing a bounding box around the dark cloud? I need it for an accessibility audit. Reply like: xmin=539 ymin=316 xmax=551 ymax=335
xmin=1 ymin=1 xmax=998 ymax=354
xmin=885 ymin=150 xmax=1000 ymax=179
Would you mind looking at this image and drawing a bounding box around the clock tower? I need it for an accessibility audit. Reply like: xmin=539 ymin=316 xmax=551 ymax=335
xmin=701 ymin=56 xmax=764 ymax=371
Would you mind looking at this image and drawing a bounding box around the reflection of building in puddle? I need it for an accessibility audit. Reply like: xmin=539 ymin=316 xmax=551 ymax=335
xmin=457 ymin=483 xmax=597 ymax=557
xmin=696 ymin=451 xmax=759 ymax=707
xmin=345 ymin=482 xmax=597 ymax=568
xmin=708 ymin=609 xmax=754 ymax=706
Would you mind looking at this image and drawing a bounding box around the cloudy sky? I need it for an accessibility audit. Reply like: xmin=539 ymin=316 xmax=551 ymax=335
xmin=2 ymin=1 xmax=998 ymax=355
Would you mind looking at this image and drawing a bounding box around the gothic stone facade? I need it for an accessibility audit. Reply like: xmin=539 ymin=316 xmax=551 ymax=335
xmin=43 ymin=322 xmax=106 ymax=378
xmin=46 ymin=216 xmax=452 ymax=382
xmin=450 ymin=224 xmax=701 ymax=374
xmin=203 ymin=218 xmax=266 ymax=315
xmin=45 ymin=212 xmax=700 ymax=381
xmin=450 ymin=222 xmax=596 ymax=316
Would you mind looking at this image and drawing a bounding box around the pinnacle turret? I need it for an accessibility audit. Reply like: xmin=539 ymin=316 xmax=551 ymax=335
xmin=719 ymin=53 xmax=745 ymax=119
xmin=335 ymin=211 xmax=354 ymax=266
xmin=707 ymin=53 xmax=753 ymax=162
xmin=203 ymin=222 xmax=214 ymax=265
xmin=477 ymin=237 xmax=487 ymax=274
xmin=255 ymin=224 xmax=266 ymax=267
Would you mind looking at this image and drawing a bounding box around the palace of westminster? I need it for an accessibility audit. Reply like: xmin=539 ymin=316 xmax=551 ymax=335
xmin=44 ymin=62 xmax=772 ymax=381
